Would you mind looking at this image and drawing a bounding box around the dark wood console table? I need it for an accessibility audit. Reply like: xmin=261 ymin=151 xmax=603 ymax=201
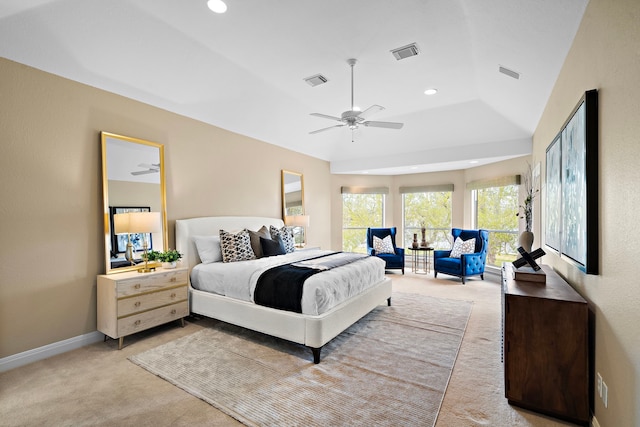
xmin=501 ymin=263 xmax=590 ymax=425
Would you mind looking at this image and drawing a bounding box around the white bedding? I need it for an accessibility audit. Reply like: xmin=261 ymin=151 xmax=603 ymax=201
xmin=190 ymin=249 xmax=385 ymax=315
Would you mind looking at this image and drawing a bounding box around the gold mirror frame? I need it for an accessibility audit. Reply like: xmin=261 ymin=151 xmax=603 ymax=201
xmin=101 ymin=132 xmax=168 ymax=274
xmin=281 ymin=170 xmax=306 ymax=246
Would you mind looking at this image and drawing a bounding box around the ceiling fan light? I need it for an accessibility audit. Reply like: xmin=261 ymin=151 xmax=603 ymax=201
xmin=207 ymin=0 xmax=227 ymax=13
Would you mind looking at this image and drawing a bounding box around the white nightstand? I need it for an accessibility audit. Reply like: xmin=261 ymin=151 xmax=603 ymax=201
xmin=97 ymin=267 xmax=189 ymax=349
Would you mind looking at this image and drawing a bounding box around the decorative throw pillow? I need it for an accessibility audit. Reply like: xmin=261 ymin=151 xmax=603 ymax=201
xmin=270 ymin=225 xmax=295 ymax=253
xmin=373 ymin=235 xmax=395 ymax=254
xmin=260 ymin=235 xmax=286 ymax=257
xmin=219 ymin=229 xmax=256 ymax=263
xmin=248 ymin=225 xmax=271 ymax=258
xmin=193 ymin=235 xmax=222 ymax=263
xmin=449 ymin=237 xmax=476 ymax=258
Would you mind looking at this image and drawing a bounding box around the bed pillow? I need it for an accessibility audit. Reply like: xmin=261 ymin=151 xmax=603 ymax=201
xmin=449 ymin=237 xmax=476 ymax=258
xmin=260 ymin=235 xmax=286 ymax=257
xmin=219 ymin=229 xmax=256 ymax=263
xmin=248 ymin=225 xmax=271 ymax=258
xmin=270 ymin=225 xmax=296 ymax=253
xmin=373 ymin=235 xmax=395 ymax=254
xmin=193 ymin=235 xmax=223 ymax=263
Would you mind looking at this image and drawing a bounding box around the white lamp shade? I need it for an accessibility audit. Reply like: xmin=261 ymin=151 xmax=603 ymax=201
xmin=113 ymin=213 xmax=131 ymax=235
xmin=285 ymin=215 xmax=310 ymax=227
xmin=128 ymin=212 xmax=162 ymax=234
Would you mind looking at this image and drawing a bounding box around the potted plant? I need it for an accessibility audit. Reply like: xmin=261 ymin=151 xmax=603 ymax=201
xmin=157 ymin=249 xmax=183 ymax=269
xmin=516 ymin=163 xmax=539 ymax=252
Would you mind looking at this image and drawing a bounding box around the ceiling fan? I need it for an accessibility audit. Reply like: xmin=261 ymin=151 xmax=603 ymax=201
xmin=309 ymin=58 xmax=404 ymax=138
xmin=131 ymin=163 xmax=160 ymax=176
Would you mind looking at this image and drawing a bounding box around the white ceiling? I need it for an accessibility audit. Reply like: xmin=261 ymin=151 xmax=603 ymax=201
xmin=0 ymin=0 xmax=588 ymax=175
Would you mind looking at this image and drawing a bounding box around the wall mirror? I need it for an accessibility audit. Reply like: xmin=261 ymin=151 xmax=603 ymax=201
xmin=281 ymin=170 xmax=307 ymax=246
xmin=101 ymin=132 xmax=168 ymax=274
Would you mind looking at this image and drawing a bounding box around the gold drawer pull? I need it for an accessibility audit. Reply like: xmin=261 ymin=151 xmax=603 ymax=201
xmin=171 ymin=309 xmax=177 ymax=315
xmin=134 ymin=284 xmax=141 ymax=289
xmin=134 ymin=320 xmax=141 ymax=326
xmin=170 ymin=277 xmax=177 ymax=282
xmin=134 ymin=301 xmax=141 ymax=307
xmin=170 ymin=293 xmax=176 ymax=298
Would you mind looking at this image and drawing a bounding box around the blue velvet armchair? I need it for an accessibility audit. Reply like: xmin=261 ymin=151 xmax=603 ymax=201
xmin=366 ymin=227 xmax=405 ymax=274
xmin=434 ymin=229 xmax=489 ymax=284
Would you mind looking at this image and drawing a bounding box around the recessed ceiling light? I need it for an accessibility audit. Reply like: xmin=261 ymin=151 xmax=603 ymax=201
xmin=469 ymin=160 xmax=479 ymax=164
xmin=424 ymin=88 xmax=438 ymax=95
xmin=207 ymin=0 xmax=227 ymax=13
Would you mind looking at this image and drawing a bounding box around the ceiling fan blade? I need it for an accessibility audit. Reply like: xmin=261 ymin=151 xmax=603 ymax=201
xmin=358 ymin=105 xmax=385 ymax=120
xmin=309 ymin=124 xmax=346 ymax=134
xmin=363 ymin=121 xmax=404 ymax=129
xmin=310 ymin=112 xmax=342 ymax=122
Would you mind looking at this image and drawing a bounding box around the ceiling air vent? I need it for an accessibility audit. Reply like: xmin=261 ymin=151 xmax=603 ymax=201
xmin=499 ymin=65 xmax=520 ymax=80
xmin=391 ymin=43 xmax=419 ymax=60
xmin=304 ymin=74 xmax=329 ymax=87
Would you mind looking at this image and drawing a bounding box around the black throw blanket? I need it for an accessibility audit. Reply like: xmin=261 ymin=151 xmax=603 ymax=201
xmin=254 ymin=252 xmax=367 ymax=313
xmin=254 ymin=264 xmax=321 ymax=313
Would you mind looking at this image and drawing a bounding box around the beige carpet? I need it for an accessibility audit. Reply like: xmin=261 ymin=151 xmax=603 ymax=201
xmin=129 ymin=292 xmax=472 ymax=427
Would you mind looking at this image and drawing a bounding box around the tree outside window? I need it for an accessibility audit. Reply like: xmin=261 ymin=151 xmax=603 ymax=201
xmin=403 ymin=191 xmax=452 ymax=249
xmin=342 ymin=193 xmax=384 ymax=253
xmin=474 ymin=185 xmax=519 ymax=267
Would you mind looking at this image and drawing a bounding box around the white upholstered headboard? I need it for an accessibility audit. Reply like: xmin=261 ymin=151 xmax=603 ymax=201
xmin=175 ymin=216 xmax=285 ymax=273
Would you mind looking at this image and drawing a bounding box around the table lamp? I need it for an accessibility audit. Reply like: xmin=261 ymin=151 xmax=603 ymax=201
xmin=285 ymin=215 xmax=310 ymax=248
xmin=128 ymin=212 xmax=162 ymax=272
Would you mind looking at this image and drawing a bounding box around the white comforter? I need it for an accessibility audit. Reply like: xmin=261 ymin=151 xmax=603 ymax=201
xmin=190 ymin=249 xmax=386 ymax=315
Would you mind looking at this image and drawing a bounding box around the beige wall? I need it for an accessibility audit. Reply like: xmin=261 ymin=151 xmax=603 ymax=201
xmin=533 ymin=0 xmax=640 ymax=425
xmin=0 ymin=58 xmax=331 ymax=358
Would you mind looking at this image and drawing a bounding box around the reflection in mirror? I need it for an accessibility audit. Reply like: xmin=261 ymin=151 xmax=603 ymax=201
xmin=101 ymin=132 xmax=167 ymax=274
xmin=281 ymin=170 xmax=307 ymax=247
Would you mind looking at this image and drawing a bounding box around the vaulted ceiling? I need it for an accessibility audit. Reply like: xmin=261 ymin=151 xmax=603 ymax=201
xmin=0 ymin=0 xmax=588 ymax=174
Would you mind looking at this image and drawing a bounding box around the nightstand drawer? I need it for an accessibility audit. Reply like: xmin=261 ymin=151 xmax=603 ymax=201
xmin=117 ymin=301 xmax=189 ymax=337
xmin=118 ymin=285 xmax=188 ymax=317
xmin=116 ymin=269 xmax=188 ymax=296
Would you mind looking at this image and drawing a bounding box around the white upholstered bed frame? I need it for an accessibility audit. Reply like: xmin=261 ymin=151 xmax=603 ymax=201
xmin=175 ymin=216 xmax=392 ymax=363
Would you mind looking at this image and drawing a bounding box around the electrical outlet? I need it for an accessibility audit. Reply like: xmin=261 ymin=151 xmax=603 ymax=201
xmin=602 ymin=381 xmax=608 ymax=408
xmin=597 ymin=372 xmax=603 ymax=397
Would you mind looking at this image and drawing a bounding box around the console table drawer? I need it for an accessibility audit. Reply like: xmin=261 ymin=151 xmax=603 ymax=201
xmin=118 ymin=285 xmax=188 ymax=317
xmin=117 ymin=301 xmax=189 ymax=337
xmin=116 ymin=269 xmax=188 ymax=297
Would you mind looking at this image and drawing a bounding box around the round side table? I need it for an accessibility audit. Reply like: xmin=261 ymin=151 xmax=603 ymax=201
xmin=409 ymin=247 xmax=434 ymax=274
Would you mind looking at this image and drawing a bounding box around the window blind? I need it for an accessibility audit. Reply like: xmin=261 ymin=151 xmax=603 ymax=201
xmin=466 ymin=175 xmax=521 ymax=190
xmin=399 ymin=184 xmax=454 ymax=194
xmin=340 ymin=186 xmax=389 ymax=195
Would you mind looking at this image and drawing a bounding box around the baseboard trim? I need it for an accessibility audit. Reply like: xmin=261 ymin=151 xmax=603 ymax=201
xmin=0 ymin=331 xmax=104 ymax=373
xmin=592 ymin=415 xmax=601 ymax=427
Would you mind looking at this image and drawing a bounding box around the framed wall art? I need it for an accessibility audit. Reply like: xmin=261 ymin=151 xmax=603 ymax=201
xmin=544 ymin=89 xmax=598 ymax=274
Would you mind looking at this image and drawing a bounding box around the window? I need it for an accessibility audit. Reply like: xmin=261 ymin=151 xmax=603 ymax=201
xmin=401 ymin=185 xmax=453 ymax=250
xmin=341 ymin=187 xmax=386 ymax=253
xmin=470 ymin=177 xmax=520 ymax=268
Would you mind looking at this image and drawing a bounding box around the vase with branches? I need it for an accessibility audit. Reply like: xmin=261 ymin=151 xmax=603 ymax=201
xmin=516 ymin=163 xmax=539 ymax=251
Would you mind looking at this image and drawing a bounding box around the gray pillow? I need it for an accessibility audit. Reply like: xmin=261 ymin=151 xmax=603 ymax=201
xmin=248 ymin=225 xmax=271 ymax=258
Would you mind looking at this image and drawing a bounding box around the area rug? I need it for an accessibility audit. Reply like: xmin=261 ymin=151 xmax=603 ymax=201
xmin=129 ymin=292 xmax=472 ymax=427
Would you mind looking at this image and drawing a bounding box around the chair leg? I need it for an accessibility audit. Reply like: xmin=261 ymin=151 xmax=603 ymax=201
xmin=461 ymin=277 xmax=466 ymax=284
xmin=434 ymin=271 xmax=438 ymax=278
xmin=481 ymin=274 xmax=484 ymax=280
xmin=402 ymin=266 xmax=405 ymax=275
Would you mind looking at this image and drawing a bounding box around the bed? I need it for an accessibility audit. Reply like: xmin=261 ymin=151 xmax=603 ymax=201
xmin=175 ymin=216 xmax=392 ymax=363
